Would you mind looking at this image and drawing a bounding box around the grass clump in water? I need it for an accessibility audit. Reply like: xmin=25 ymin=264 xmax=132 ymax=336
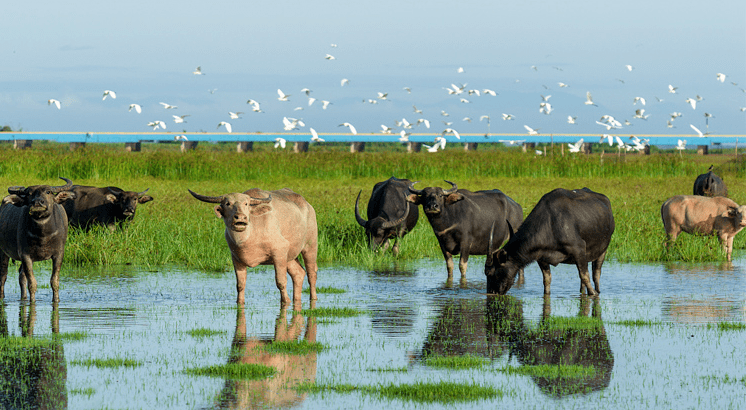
xmin=300 ymin=307 xmax=363 ymax=318
xmin=184 ymin=363 xmax=276 ymax=380
xmin=611 ymin=319 xmax=664 ymax=327
xmin=496 ymin=364 xmax=596 ymax=379
xmin=71 ymin=358 xmax=142 ymax=368
xmin=423 ymin=354 xmax=487 ymax=369
xmin=299 ymin=381 xmax=502 ymax=404
xmin=258 ymin=340 xmax=324 ymax=355
xmin=54 ymin=331 xmax=89 ymax=342
xmin=539 ymin=315 xmax=604 ymax=332
xmin=186 ymin=328 xmax=227 ymax=338
xmin=69 ymin=387 xmax=95 ymax=397
xmin=707 ymin=322 xmax=746 ymax=331
xmin=303 ymin=286 xmax=346 ymax=294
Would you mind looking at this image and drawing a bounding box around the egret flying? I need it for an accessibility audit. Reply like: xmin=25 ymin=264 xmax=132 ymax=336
xmin=48 ymin=99 xmax=61 ymax=109
xmin=310 ymin=128 xmax=324 ymax=142
xmin=102 ymin=90 xmax=116 ymax=100
xmin=128 ymin=103 xmax=142 ymax=114
xmin=338 ymin=122 xmax=357 ymax=135
xmin=568 ymin=139 xmax=584 ymax=153
xmin=585 ymin=91 xmax=597 ymax=106
xmin=160 ymin=102 xmax=177 ymax=109
xmin=690 ymin=124 xmax=704 ymax=137
xmin=277 ymin=89 xmax=290 ymax=101
xmin=217 ymin=121 xmax=232 ymax=133
xmin=274 ymin=138 xmax=286 ymax=149
xmin=228 ymin=112 xmax=243 ymax=119
xmin=172 ymin=115 xmax=189 ymax=124
xmin=192 ymin=66 xmax=204 ymax=75
xmin=524 ymin=125 xmax=539 ymax=135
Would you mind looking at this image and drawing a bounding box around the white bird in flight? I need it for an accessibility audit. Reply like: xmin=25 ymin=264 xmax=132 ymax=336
xmin=434 ymin=136 xmax=447 ymax=150
xmin=193 ymin=66 xmax=204 ymax=75
xmin=160 ymin=102 xmax=177 ymax=109
xmin=338 ymin=122 xmax=357 ymax=135
xmin=277 ymin=89 xmax=290 ymax=101
xmin=48 ymin=99 xmax=61 ymax=109
xmin=442 ymin=128 xmax=460 ymax=139
xmin=217 ymin=121 xmax=232 ymax=133
xmin=310 ymin=128 xmax=325 ymax=142
xmin=483 ymin=89 xmax=498 ymax=96
xmin=567 ymin=116 xmax=577 ymax=124
xmin=633 ymin=97 xmax=646 ymax=105
xmin=274 ymin=137 xmax=286 ymax=149
xmin=147 ymin=120 xmax=166 ymax=130
xmin=524 ymin=125 xmax=539 ymax=135
xmin=568 ymin=138 xmax=584 ymax=153
xmin=398 ymin=130 xmax=410 ymax=142
xmin=341 ymin=78 xmax=350 ymax=87
xmin=457 ymin=67 xmax=464 ymax=73
xmin=690 ymin=124 xmax=704 ymax=137
xmin=685 ymin=98 xmax=697 ymax=110
xmin=128 ymin=103 xmax=142 ymax=114
xmin=174 ymin=135 xmax=188 ymax=141
xmin=585 ymin=91 xmax=597 ymax=106
xmin=600 ymin=134 xmax=614 ymax=146
xmin=228 ymin=112 xmax=243 ymax=119
xmin=625 ymin=65 xmax=634 ymax=71
xmin=677 ymin=139 xmax=687 ymax=151
xmin=325 ymin=54 xmax=335 ymax=60
xmin=668 ymin=85 xmax=678 ymax=94
xmin=716 ymin=73 xmax=726 ymax=83
xmin=422 ymin=143 xmax=440 ymax=153
xmin=172 ymin=114 xmax=189 ymax=124
xmin=102 ymin=90 xmax=116 ymax=100
xmin=321 ymin=100 xmax=332 ymax=110
xmin=502 ymin=113 xmax=515 ymax=121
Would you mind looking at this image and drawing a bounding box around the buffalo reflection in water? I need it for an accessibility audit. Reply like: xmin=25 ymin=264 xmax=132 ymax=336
xmin=215 ymin=304 xmax=318 ymax=409
xmin=0 ymin=302 xmax=67 ymax=410
xmin=420 ymin=295 xmax=614 ymax=398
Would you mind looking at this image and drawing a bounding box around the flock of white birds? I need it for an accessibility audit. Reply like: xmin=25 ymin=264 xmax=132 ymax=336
xmin=44 ymin=47 xmax=745 ymax=152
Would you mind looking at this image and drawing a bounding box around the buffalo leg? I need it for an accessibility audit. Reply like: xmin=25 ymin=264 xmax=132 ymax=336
xmin=20 ymin=258 xmax=36 ymax=302
xmin=232 ymin=256 xmax=248 ymax=305
xmin=273 ymin=260 xmax=292 ymax=306
xmin=301 ymin=246 xmax=318 ymax=302
xmin=0 ymin=254 xmax=8 ymax=299
xmin=287 ymin=259 xmax=306 ymax=308
xmin=591 ymin=251 xmax=606 ymax=294
xmin=443 ymin=252 xmax=455 ymax=278
xmin=538 ymin=262 xmax=552 ymax=295
xmin=458 ymin=253 xmax=469 ymax=277
xmin=50 ymin=253 xmax=63 ymax=303
xmin=576 ymin=262 xmax=597 ymax=296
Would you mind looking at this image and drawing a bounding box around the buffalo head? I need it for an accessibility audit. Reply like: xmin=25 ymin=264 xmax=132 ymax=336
xmin=106 ymin=187 xmax=153 ymax=217
xmin=355 ymin=190 xmax=410 ymax=250
xmin=4 ymin=177 xmax=74 ymax=219
xmin=485 ymin=220 xmax=520 ymax=295
xmin=189 ymin=189 xmax=272 ymax=233
xmin=405 ymin=180 xmax=463 ymax=215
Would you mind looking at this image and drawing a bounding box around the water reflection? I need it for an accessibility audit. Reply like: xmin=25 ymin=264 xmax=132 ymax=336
xmin=420 ymin=295 xmax=614 ymax=397
xmin=215 ymin=304 xmax=318 ymax=409
xmin=0 ymin=302 xmax=67 ymax=410
xmin=662 ymin=262 xmax=745 ymax=324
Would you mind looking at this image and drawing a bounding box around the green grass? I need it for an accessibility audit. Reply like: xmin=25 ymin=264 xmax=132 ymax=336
xmin=3 ymin=144 xmax=746 ymax=268
xmin=70 ymin=358 xmax=142 ymax=368
xmin=186 ymin=328 xmax=227 ymax=338
xmin=183 ymin=362 xmax=277 ymax=379
xmin=300 ymin=307 xmax=364 ymax=318
xmin=611 ymin=319 xmax=665 ymax=327
xmin=536 ymin=315 xmax=604 ymax=332
xmin=495 ymin=364 xmax=597 ymax=379
xmin=299 ymin=381 xmax=503 ymax=404
xmin=258 ymin=340 xmax=325 ymax=354
xmin=423 ymin=354 xmax=487 ymax=369
xmin=54 ymin=331 xmax=90 ymax=342
xmin=69 ymin=387 xmax=96 ymax=397
xmin=707 ymin=322 xmax=746 ymax=331
xmin=303 ymin=286 xmax=346 ymax=294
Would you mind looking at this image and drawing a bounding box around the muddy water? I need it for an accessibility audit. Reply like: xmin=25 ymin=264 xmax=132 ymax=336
xmin=0 ymin=259 xmax=744 ymax=409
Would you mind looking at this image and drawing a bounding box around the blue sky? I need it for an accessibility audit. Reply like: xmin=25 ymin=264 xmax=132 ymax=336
xmin=2 ymin=0 xmax=744 ymax=138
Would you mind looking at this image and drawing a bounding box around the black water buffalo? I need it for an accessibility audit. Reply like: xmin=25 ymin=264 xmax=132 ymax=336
xmin=485 ymin=188 xmax=614 ymax=296
xmin=693 ymin=165 xmax=728 ymax=197
xmin=406 ymin=180 xmax=523 ymax=279
xmin=62 ymin=185 xmax=153 ymax=230
xmin=0 ymin=178 xmax=74 ymax=302
xmin=355 ymin=177 xmax=419 ymax=254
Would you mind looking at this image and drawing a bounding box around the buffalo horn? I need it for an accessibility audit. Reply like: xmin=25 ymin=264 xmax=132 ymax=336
xmin=354 ymin=190 xmax=368 ymax=227
xmin=506 ymin=219 xmax=515 ymax=242
xmin=486 ymin=221 xmax=496 ymax=266
xmin=188 ymin=189 xmax=224 ymax=203
xmin=443 ymin=180 xmax=458 ymax=195
xmin=8 ymin=186 xmax=26 ymax=195
xmin=50 ymin=177 xmax=73 ymax=193
xmin=381 ymin=203 xmax=410 ymax=229
xmin=407 ymin=181 xmax=423 ymax=195
xmin=138 ymin=188 xmax=150 ymax=196
xmin=249 ymin=194 xmax=272 ymax=205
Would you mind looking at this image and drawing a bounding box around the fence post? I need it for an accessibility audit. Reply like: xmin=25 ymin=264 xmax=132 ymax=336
xmin=236 ymin=141 xmax=253 ymax=153
xmin=350 ymin=142 xmax=365 ymax=153
xmin=125 ymin=142 xmax=141 ymax=152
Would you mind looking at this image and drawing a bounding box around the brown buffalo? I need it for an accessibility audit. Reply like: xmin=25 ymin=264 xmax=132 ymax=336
xmin=0 ymin=178 xmax=74 ymax=302
xmin=189 ymin=188 xmax=318 ymax=306
xmin=661 ymin=195 xmax=746 ymax=261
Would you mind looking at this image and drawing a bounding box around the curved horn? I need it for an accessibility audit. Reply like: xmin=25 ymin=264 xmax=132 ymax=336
xmin=138 ymin=188 xmax=150 ymax=196
xmin=50 ymin=177 xmax=73 ymax=193
xmin=506 ymin=219 xmax=516 ymax=243
xmin=249 ymin=194 xmax=272 ymax=205
xmin=407 ymin=181 xmax=423 ymax=195
xmin=381 ymin=203 xmax=410 ymax=229
xmin=354 ymin=190 xmax=368 ymax=227
xmin=188 ymin=189 xmax=224 ymax=203
xmin=8 ymin=186 xmax=26 ymax=195
xmin=486 ymin=221 xmax=496 ymax=266
xmin=443 ymin=180 xmax=458 ymax=195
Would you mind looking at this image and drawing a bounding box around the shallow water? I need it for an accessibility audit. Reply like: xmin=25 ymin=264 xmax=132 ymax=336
xmin=1 ymin=258 xmax=744 ymax=409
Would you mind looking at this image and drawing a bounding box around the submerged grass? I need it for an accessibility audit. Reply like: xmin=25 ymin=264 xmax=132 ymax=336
xmin=495 ymin=364 xmax=597 ymax=379
xmin=183 ymin=363 xmax=276 ymax=380
xmin=2 ymin=144 xmax=745 ymax=269
xmin=299 ymin=381 xmax=503 ymax=404
xmin=707 ymin=322 xmax=746 ymax=331
xmin=611 ymin=319 xmax=665 ymax=327
xmin=258 ymin=340 xmax=325 ymax=355
xmin=71 ymin=358 xmax=142 ymax=368
xmin=186 ymin=328 xmax=227 ymax=338
xmin=303 ymin=286 xmax=346 ymax=294
xmin=423 ymin=354 xmax=487 ymax=369
xmin=300 ymin=307 xmax=363 ymax=318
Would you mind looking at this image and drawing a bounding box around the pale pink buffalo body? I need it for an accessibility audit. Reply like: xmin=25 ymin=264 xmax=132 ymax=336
xmin=661 ymin=195 xmax=746 ymax=261
xmin=189 ymin=188 xmax=318 ymax=306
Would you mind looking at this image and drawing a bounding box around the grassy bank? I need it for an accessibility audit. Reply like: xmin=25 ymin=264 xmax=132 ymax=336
xmin=1 ymin=142 xmax=745 ymax=271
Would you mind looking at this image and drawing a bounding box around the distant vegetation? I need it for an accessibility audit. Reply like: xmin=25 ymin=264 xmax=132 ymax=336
xmin=1 ymin=142 xmax=745 ymax=271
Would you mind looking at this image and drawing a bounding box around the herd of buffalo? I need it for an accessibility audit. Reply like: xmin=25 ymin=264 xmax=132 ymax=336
xmin=0 ymin=166 xmax=743 ymax=305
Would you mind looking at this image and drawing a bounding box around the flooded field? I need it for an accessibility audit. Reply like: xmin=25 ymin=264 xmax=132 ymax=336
xmin=1 ymin=258 xmax=744 ymax=409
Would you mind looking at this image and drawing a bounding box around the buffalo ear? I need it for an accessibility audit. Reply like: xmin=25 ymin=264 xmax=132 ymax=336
xmin=497 ymin=249 xmax=509 ymax=265
xmin=445 ymin=193 xmax=465 ymax=205
xmin=54 ymin=191 xmax=75 ymax=204
xmin=724 ymin=207 xmax=738 ymax=218
xmin=214 ymin=205 xmax=224 ymax=219
xmin=105 ymin=193 xmax=117 ymax=203
xmin=405 ymin=194 xmax=421 ymax=204
xmin=138 ymin=195 xmax=154 ymax=204
xmin=2 ymin=194 xmax=25 ymax=207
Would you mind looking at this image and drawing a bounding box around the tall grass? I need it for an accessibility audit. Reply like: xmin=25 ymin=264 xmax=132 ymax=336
xmin=1 ymin=143 xmax=744 ymax=269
